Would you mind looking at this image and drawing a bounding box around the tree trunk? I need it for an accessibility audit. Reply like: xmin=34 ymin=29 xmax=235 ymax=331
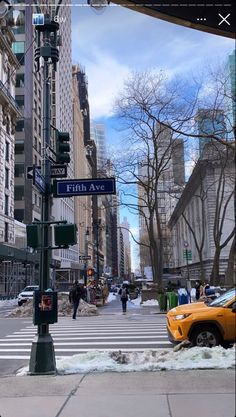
xmin=210 ymin=247 xmax=221 ymax=286
xmin=198 ymin=251 xmax=205 ymax=282
xmin=224 ymin=236 xmax=236 ymax=286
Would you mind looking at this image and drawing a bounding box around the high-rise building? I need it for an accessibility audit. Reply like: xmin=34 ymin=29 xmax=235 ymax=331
xmin=51 ymin=5 xmax=80 ymax=284
xmin=138 ymin=126 xmax=184 ymax=277
xmin=90 ymin=121 xmax=107 ymax=172
xmin=120 ymin=217 xmax=131 ymax=279
xmin=196 ymin=109 xmax=226 ymax=156
xmin=12 ymin=5 xmax=43 ymax=223
xmin=0 ymin=24 xmax=20 ymax=246
xmin=11 ymin=5 xmax=79 ymax=285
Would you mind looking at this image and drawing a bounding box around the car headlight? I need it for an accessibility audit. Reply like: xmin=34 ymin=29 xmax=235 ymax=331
xmin=173 ymin=313 xmax=191 ymax=321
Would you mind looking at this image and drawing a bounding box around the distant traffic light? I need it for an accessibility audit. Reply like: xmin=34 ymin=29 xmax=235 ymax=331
xmin=87 ymin=268 xmax=95 ymax=277
xmin=56 ymin=131 xmax=70 ymax=164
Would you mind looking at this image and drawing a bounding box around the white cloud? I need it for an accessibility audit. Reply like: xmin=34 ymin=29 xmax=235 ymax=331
xmin=85 ymin=53 xmax=130 ymax=119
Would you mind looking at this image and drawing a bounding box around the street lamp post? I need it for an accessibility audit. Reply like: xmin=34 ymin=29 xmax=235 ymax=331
xmin=84 ymin=228 xmax=90 ymax=287
xmin=29 ymin=9 xmax=60 ymax=375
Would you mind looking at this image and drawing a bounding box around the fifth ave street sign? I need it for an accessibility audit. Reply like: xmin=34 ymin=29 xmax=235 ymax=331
xmin=53 ymin=178 xmax=116 ymax=197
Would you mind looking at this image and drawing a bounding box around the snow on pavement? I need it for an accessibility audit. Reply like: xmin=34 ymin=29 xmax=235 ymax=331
xmin=17 ymin=346 xmax=235 ymax=376
xmin=0 ymin=298 xmax=18 ymax=308
xmin=130 ymin=297 xmax=159 ymax=307
xmin=106 ymin=292 xmax=117 ymax=303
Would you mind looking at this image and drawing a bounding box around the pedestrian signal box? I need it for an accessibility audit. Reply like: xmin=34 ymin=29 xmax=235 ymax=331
xmin=54 ymin=223 xmax=77 ymax=246
xmin=33 ymin=291 xmax=58 ymax=325
xmin=26 ymin=224 xmax=41 ymax=249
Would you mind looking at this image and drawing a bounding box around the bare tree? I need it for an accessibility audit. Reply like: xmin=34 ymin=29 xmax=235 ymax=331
xmin=112 ymin=64 xmax=235 ymax=286
xmin=114 ymin=71 xmax=189 ymax=286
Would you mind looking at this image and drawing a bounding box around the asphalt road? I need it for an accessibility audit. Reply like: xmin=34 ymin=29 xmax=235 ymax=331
xmin=0 ymin=296 xmax=168 ymax=376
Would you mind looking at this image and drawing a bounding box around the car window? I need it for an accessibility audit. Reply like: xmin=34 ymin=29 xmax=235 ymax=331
xmin=23 ymin=286 xmax=38 ymax=292
xmin=209 ymin=289 xmax=236 ymax=307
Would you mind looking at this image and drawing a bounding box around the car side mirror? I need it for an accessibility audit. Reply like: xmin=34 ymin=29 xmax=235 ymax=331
xmin=231 ymin=302 xmax=236 ymax=313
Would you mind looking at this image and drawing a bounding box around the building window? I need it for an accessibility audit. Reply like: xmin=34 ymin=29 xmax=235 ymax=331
xmin=12 ymin=41 xmax=25 ymax=65
xmin=34 ymin=155 xmax=37 ymax=166
xmin=12 ymin=41 xmax=25 ymax=53
xmin=15 ymin=142 xmax=24 ymax=154
xmin=5 ymin=141 xmax=10 ymax=161
xmin=14 ymin=209 xmax=24 ymax=222
xmin=34 ymin=99 xmax=37 ymax=113
xmin=4 ymin=223 xmax=9 ymax=242
xmin=15 ymin=164 xmax=24 ymax=177
xmin=34 ymin=137 xmax=37 ymax=150
xmin=5 ymin=195 xmax=9 ymax=215
xmin=34 ymin=193 xmax=37 ymax=205
xmin=38 ymin=141 xmax=41 ymax=155
xmin=5 ymin=168 xmax=9 ymax=189
xmin=16 ymin=73 xmax=25 ymax=88
xmin=16 ymin=95 xmax=24 ymax=108
xmin=15 ymin=186 xmax=24 ymax=201
xmin=15 ymin=120 xmax=24 ymax=132
xmin=34 ymin=118 xmax=37 ymax=132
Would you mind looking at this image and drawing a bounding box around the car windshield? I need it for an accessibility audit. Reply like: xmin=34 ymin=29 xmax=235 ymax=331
xmin=209 ymin=289 xmax=236 ymax=307
xmin=23 ymin=286 xmax=38 ymax=292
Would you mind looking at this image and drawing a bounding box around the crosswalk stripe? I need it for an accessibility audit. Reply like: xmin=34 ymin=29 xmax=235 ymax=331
xmin=0 ymin=335 xmax=169 ymax=344
xmin=0 ymin=315 xmax=172 ymax=362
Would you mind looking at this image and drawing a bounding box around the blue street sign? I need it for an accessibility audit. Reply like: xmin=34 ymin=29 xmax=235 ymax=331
xmin=53 ymin=178 xmax=116 ymax=197
xmin=33 ymin=167 xmax=46 ymax=193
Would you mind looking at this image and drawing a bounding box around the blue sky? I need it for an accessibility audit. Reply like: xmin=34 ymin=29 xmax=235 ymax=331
xmin=70 ymin=3 xmax=234 ymax=270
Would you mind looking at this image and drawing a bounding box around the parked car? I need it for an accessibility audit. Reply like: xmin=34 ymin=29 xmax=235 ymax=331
xmin=167 ymin=288 xmax=236 ymax=348
xmin=18 ymin=285 xmax=39 ymax=306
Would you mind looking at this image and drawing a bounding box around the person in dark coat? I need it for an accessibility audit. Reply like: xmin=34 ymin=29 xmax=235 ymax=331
xmin=69 ymin=281 xmax=83 ymax=319
xmin=118 ymin=284 xmax=129 ymax=314
xmin=195 ymin=280 xmax=201 ymax=300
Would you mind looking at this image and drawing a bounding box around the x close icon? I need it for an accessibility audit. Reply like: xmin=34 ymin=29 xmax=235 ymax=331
xmin=218 ymin=13 xmax=231 ymax=26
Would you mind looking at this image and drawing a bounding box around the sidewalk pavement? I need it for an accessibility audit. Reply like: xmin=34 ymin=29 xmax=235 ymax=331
xmin=0 ymin=369 xmax=235 ymax=417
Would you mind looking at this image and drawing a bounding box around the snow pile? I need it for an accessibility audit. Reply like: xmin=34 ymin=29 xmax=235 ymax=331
xmin=130 ymin=296 xmax=141 ymax=306
xmin=106 ymin=292 xmax=117 ymax=303
xmin=78 ymin=299 xmax=98 ymax=316
xmin=0 ymin=298 xmax=18 ymax=308
xmin=6 ymin=299 xmax=32 ymax=317
xmin=6 ymin=293 xmax=98 ymax=317
xmin=142 ymin=299 xmax=159 ymax=307
xmin=17 ymin=345 xmax=236 ymax=376
xmin=131 ymin=297 xmax=159 ymax=307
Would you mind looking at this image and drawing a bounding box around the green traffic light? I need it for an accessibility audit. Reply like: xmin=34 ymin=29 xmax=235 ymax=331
xmin=56 ymin=131 xmax=71 ymax=164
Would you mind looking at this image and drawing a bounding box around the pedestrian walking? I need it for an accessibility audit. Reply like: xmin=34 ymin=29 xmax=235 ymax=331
xmin=69 ymin=281 xmax=83 ymax=319
xmin=195 ymin=280 xmax=201 ymax=300
xmin=119 ymin=284 xmax=129 ymax=314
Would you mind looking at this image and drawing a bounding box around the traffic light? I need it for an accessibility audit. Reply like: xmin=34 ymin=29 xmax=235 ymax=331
xmin=87 ymin=268 xmax=95 ymax=277
xmin=56 ymin=131 xmax=70 ymax=164
xmin=54 ymin=224 xmax=77 ymax=246
xmin=26 ymin=224 xmax=41 ymax=249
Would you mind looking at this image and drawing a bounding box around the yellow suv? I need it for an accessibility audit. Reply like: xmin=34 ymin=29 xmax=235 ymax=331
xmin=167 ymin=288 xmax=236 ymax=347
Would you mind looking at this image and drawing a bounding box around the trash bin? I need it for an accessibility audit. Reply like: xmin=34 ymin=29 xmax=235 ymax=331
xmin=157 ymin=293 xmax=167 ymax=311
xmin=178 ymin=293 xmax=189 ymax=305
xmin=167 ymin=292 xmax=178 ymax=310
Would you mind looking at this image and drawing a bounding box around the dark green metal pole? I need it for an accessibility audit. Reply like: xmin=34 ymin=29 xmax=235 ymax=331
xmin=29 ymin=15 xmax=57 ymax=375
xmin=96 ymin=223 xmax=99 ymax=284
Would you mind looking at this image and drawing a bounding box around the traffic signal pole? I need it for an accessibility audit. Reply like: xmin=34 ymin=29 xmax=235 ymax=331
xmin=29 ymin=16 xmax=59 ymax=375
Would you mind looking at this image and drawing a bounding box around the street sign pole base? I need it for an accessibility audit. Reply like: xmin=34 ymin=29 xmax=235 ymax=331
xmin=29 ymin=333 xmax=56 ymax=375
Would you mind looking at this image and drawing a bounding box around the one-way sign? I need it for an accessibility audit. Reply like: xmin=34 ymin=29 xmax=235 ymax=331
xmin=79 ymin=255 xmax=91 ymax=261
xmin=53 ymin=178 xmax=116 ymax=197
xmin=27 ymin=164 xmax=67 ymax=179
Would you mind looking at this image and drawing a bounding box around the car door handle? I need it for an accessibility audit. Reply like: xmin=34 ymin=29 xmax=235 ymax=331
xmin=216 ymin=314 xmax=223 ymax=317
